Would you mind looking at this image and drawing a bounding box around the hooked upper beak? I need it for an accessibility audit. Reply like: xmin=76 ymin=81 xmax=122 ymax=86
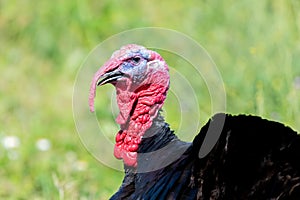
xmin=89 ymin=65 xmax=125 ymax=112
xmin=96 ymin=70 xmax=124 ymax=86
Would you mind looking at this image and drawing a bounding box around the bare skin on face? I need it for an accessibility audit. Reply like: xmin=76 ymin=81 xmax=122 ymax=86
xmin=89 ymin=44 xmax=169 ymax=167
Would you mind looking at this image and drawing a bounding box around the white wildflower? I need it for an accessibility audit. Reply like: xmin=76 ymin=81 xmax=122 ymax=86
xmin=2 ymin=136 xmax=20 ymax=149
xmin=36 ymin=138 xmax=51 ymax=151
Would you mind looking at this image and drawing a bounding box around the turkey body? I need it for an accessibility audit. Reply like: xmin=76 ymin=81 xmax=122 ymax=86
xmin=89 ymin=44 xmax=300 ymax=200
xmin=111 ymin=113 xmax=300 ymax=200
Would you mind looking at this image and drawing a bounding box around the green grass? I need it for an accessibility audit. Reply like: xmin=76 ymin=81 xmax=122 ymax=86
xmin=0 ymin=0 xmax=299 ymax=199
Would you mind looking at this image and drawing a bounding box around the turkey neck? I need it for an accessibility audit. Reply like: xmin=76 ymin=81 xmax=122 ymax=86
xmin=138 ymin=113 xmax=178 ymax=153
xmin=136 ymin=114 xmax=190 ymax=173
xmin=114 ymin=83 xmax=168 ymax=167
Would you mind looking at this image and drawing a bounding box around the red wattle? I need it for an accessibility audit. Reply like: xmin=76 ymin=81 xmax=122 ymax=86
xmin=113 ymin=83 xmax=168 ymax=167
xmin=89 ymin=44 xmax=169 ymax=167
xmin=123 ymin=151 xmax=137 ymax=167
xmin=114 ymin=145 xmax=123 ymax=159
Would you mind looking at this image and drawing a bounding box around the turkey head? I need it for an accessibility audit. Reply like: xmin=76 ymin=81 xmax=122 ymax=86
xmin=89 ymin=44 xmax=170 ymax=167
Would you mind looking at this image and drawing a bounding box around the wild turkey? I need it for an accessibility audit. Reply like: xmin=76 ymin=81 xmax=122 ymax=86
xmin=89 ymin=44 xmax=300 ymax=199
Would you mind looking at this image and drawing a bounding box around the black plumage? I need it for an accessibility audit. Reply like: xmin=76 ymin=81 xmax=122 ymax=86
xmin=111 ymin=113 xmax=300 ymax=200
xmin=89 ymin=44 xmax=300 ymax=199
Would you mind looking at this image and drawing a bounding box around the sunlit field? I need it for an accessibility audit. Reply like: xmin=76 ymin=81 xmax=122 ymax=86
xmin=1 ymin=1 xmax=299 ymax=199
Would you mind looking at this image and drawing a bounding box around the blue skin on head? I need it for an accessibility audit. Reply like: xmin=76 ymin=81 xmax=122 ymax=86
xmin=119 ymin=50 xmax=150 ymax=85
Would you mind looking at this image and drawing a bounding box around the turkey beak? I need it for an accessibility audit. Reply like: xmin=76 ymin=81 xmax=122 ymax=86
xmin=89 ymin=65 xmax=124 ymax=112
xmin=96 ymin=69 xmax=124 ymax=86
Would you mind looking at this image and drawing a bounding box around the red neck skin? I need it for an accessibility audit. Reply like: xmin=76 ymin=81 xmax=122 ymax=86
xmin=113 ymin=82 xmax=168 ymax=167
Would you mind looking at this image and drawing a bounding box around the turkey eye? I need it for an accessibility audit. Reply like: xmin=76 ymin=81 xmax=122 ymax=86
xmin=131 ymin=57 xmax=141 ymax=65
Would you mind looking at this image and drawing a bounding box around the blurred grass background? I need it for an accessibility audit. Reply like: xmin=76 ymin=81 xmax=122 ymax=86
xmin=0 ymin=0 xmax=300 ymax=199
